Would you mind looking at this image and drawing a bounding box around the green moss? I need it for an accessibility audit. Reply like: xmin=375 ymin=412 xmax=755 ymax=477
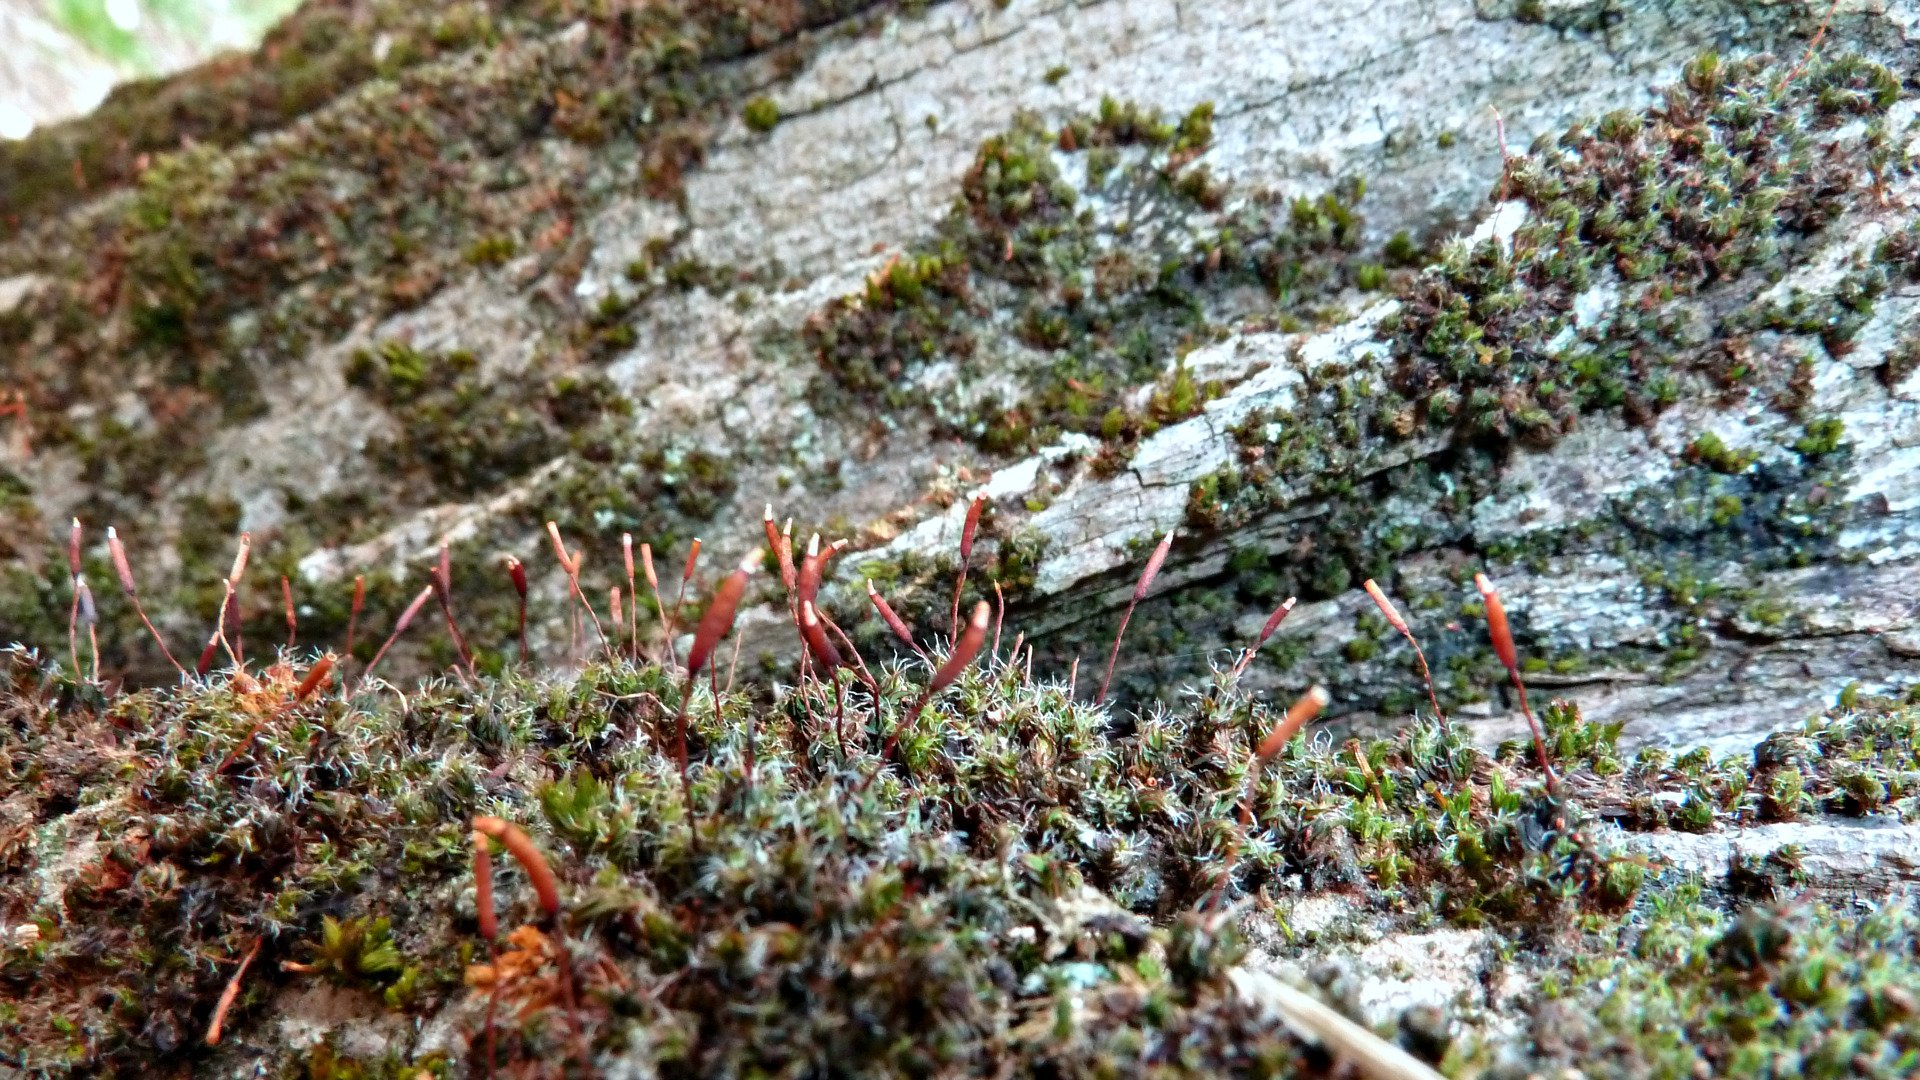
xmin=1686 ymin=431 xmax=1757 ymax=474
xmin=1380 ymin=53 xmax=1897 ymax=447
xmin=806 ymin=101 xmax=1377 ymax=456
xmin=463 ymin=233 xmax=518 ymax=267
xmin=1793 ymin=416 xmax=1847 ymax=457
xmin=741 ymin=95 xmax=781 ymax=133
xmin=5 ymin=599 xmax=1919 ymax=1075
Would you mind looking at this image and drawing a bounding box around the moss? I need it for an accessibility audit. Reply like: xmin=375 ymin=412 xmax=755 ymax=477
xmin=463 ymin=234 xmax=518 ymax=267
xmin=1792 ymin=416 xmax=1847 ymax=457
xmin=741 ymin=95 xmax=781 ymax=132
xmin=1379 ymin=52 xmax=1898 ymax=447
xmin=1686 ymin=431 xmax=1757 ymax=474
xmin=3 ymin=0 xmax=903 ymax=563
xmin=805 ymin=101 xmax=1378 ymax=456
xmin=4 ymin=598 xmax=1920 ymax=1076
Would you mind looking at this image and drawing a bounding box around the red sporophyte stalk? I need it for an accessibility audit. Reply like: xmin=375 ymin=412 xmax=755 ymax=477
xmin=546 ymin=522 xmax=609 ymax=656
xmin=344 ymin=574 xmax=366 ymax=660
xmin=471 ymin=830 xmax=497 ymax=941
xmin=281 ymin=576 xmax=298 ymax=649
xmin=674 ymin=549 xmax=758 ymax=824
xmin=1231 ymin=597 xmax=1296 ymax=679
xmin=75 ymin=578 xmax=98 ymax=682
xmin=356 ymin=585 xmax=435 ymax=692
xmin=867 ymin=600 xmax=990 ymax=789
xmin=504 ymin=557 xmax=529 ymax=663
xmin=222 ymin=592 xmax=245 ymax=667
xmin=470 ymin=816 xmax=561 ymax=919
xmin=951 ymin=493 xmax=987 ymax=634
xmin=1475 ymin=572 xmax=1557 ymax=785
xmin=622 ymin=533 xmax=638 ymax=658
xmin=469 ymin=814 xmax=584 ymax=1068
xmin=799 ymin=600 xmax=843 ymax=674
xmin=640 ymin=542 xmax=672 ymax=665
xmin=666 ymin=538 xmax=701 ymax=653
xmin=433 ymin=543 xmax=476 ymax=675
xmin=66 ymin=518 xmax=82 ymax=678
xmin=1254 ymin=685 xmax=1331 ymax=764
xmin=816 ymin=605 xmax=880 ymax=692
xmin=471 ymin=828 xmax=500 ymax=1080
xmin=1363 ymin=579 xmax=1444 ymax=720
xmin=107 ymin=526 xmax=186 ymax=677
xmin=1097 ymin=529 xmax=1174 ymax=705
xmin=292 ymin=655 xmax=335 ymax=701
xmin=213 ymin=533 xmax=252 ymax=668
xmin=791 ymin=535 xmax=850 ymax=658
xmin=681 ymin=539 xmax=702 ymax=587
xmin=866 ymin=579 xmax=925 ymax=658
xmin=204 ymin=937 xmax=263 ymax=1047
xmin=992 ymin=581 xmax=1006 ymax=663
xmin=685 ymin=548 xmax=754 ymax=678
xmin=609 ymin=586 xmax=623 ymax=649
xmin=765 ymin=505 xmax=797 ymax=594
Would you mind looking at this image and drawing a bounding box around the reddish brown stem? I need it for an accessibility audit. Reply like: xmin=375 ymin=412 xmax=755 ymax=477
xmin=281 ymin=576 xmax=298 ymax=649
xmin=504 ymin=557 xmax=528 ymax=664
xmin=204 ymin=936 xmax=263 ymax=1046
xmin=471 ymin=816 xmax=561 ymax=918
xmin=1097 ymin=530 xmax=1174 ymax=705
xmin=107 ymin=527 xmax=187 ymax=678
xmin=1231 ymin=597 xmax=1296 ymax=679
xmin=950 ymin=493 xmax=986 ymax=635
xmin=66 ymin=518 xmax=81 ymax=679
xmin=864 ymin=600 xmax=989 ymax=790
xmin=344 ymin=575 xmax=366 ymax=661
xmin=866 ymin=579 xmax=925 ymax=658
xmin=1364 ymin=579 xmax=1443 ymax=720
xmin=641 ymin=542 xmax=672 ymax=665
xmin=1476 ymin=572 xmax=1557 ymax=785
xmin=356 ymin=585 xmax=435 ymax=692
xmin=433 ymin=543 xmax=476 ymax=674
xmin=622 ymin=533 xmax=638 ymax=659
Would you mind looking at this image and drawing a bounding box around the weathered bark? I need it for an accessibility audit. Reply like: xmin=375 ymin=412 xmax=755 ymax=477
xmin=0 ymin=0 xmax=1913 ymax=759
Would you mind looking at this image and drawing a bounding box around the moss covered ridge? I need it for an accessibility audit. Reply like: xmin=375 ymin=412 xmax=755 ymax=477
xmin=852 ymin=47 xmax=1920 ymax=723
xmin=2 ymin=513 xmax=1918 ymax=1075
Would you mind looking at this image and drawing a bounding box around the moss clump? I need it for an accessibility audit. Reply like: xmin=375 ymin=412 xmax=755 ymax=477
xmin=741 ymin=95 xmax=781 ymax=132
xmin=4 ymin=531 xmax=1919 ymax=1075
xmin=1380 ymin=52 xmax=1898 ymax=446
xmin=806 ymin=100 xmax=1377 ymax=456
xmin=0 ymin=0 xmax=900 ymax=579
xmin=1792 ymin=416 xmax=1847 ymax=457
xmin=1685 ymin=431 xmax=1757 ymax=474
xmin=344 ymin=340 xmax=619 ymax=499
xmin=1525 ymin=889 xmax=1920 ymax=1078
xmin=1124 ymin=50 xmax=1911 ymax=714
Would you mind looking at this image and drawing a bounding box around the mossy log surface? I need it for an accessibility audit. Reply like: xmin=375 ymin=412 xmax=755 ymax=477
xmin=4 ymin=0 xmax=1915 ymax=755
xmin=5 ymin=4 xmax=1920 ymax=1073
xmin=2 ymin=645 xmax=1919 ymax=1076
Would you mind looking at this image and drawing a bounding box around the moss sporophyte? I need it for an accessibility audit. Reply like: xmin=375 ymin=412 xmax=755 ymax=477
xmin=4 ymin=8 xmax=1920 ymax=1073
xmin=6 ymin=495 xmax=1920 ymax=1076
